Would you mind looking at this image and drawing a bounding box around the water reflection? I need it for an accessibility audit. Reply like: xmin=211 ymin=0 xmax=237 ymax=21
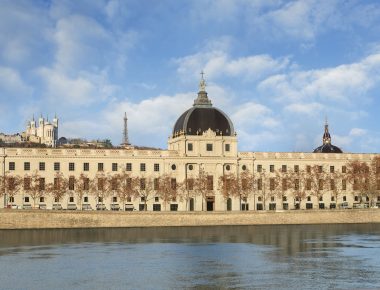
xmin=0 ymin=224 xmax=379 ymax=290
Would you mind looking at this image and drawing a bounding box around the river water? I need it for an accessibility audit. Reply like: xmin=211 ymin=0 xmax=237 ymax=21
xmin=0 ymin=224 xmax=380 ymax=289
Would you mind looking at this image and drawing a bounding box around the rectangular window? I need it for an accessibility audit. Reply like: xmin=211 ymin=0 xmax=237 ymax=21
xmin=294 ymin=179 xmax=299 ymax=190
xmin=342 ymin=179 xmax=346 ymax=190
xmin=306 ymin=179 xmax=311 ymax=190
xmin=140 ymin=178 xmax=146 ymax=190
xmin=112 ymin=163 xmax=118 ymax=172
xmin=225 ymin=144 xmax=230 ymax=152
xmin=343 ymin=196 xmax=347 ymax=202
xmin=97 ymin=178 xmax=104 ymax=191
xmin=257 ymin=165 xmax=262 ymax=173
xmin=25 ymin=196 xmax=29 ymax=203
xmin=126 ymin=163 xmax=132 ymax=171
xmin=54 ymin=178 xmax=59 ymax=189
xmin=282 ymin=179 xmax=287 ymax=191
xmin=257 ymin=178 xmax=262 ymax=190
xmin=282 ymin=165 xmax=287 ymax=173
xmin=306 ymin=165 xmax=311 ymax=173
xmin=154 ymin=163 xmax=160 ymax=172
xmin=69 ymin=196 xmax=74 ymax=203
xmin=24 ymin=177 xmax=31 ymax=190
xmin=9 ymin=162 xmax=15 ymax=171
xmin=342 ymin=166 xmax=346 ymax=173
xmin=98 ymin=163 xmax=104 ymax=171
xmin=83 ymin=178 xmax=89 ymax=191
xmin=318 ymin=166 xmax=323 ymax=173
xmin=113 ymin=196 xmax=117 ymax=202
xmin=69 ymin=177 xmax=75 ymax=190
xmin=377 ymin=179 xmax=380 ymax=191
xmin=39 ymin=178 xmax=45 ymax=191
xmin=111 ymin=178 xmax=118 ymax=190
xmin=188 ymin=143 xmax=193 ymax=151
xmin=39 ymin=162 xmax=45 ymax=171
xmin=294 ymin=165 xmax=299 ymax=173
xmin=207 ymin=176 xmax=213 ymax=190
xmin=83 ymin=163 xmax=89 ymax=171
xmin=206 ymin=144 xmax=213 ymax=151
xmin=170 ymin=204 xmax=178 ymax=211
xmin=269 ymin=178 xmax=275 ymax=190
xmin=270 ymin=165 xmax=274 ymax=173
xmin=24 ymin=162 xmax=30 ymax=171
xmin=171 ymin=178 xmax=176 ymax=190
xmin=40 ymin=197 xmax=44 ymax=203
xmin=69 ymin=162 xmax=75 ymax=171
xmin=140 ymin=163 xmax=146 ymax=172
xmin=84 ymin=196 xmax=88 ymax=203
xmin=318 ymin=179 xmax=323 ymax=190
xmin=154 ymin=178 xmax=159 ymax=190
xmin=126 ymin=178 xmax=132 ymax=190
xmin=330 ymin=166 xmax=334 ymax=173
xmin=330 ymin=179 xmax=335 ymax=190
xmin=187 ymin=178 xmax=194 ymax=190
xmin=153 ymin=204 xmax=161 ymax=211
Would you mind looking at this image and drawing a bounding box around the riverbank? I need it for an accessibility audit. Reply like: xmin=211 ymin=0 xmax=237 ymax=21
xmin=1 ymin=209 xmax=380 ymax=229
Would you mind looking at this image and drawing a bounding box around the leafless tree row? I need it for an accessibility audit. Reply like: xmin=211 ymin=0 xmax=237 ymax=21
xmin=1 ymin=157 xmax=380 ymax=210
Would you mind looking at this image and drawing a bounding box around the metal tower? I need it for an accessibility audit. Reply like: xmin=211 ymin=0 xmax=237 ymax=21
xmin=123 ymin=112 xmax=130 ymax=145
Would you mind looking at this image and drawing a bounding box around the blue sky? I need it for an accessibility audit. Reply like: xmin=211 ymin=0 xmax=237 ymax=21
xmin=1 ymin=0 xmax=380 ymax=153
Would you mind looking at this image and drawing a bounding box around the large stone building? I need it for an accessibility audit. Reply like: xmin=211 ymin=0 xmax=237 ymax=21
xmin=0 ymin=78 xmax=379 ymax=211
xmin=0 ymin=115 xmax=58 ymax=147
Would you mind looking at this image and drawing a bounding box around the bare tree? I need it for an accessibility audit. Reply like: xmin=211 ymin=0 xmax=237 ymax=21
xmin=5 ymin=173 xmax=22 ymax=207
xmin=137 ymin=176 xmax=156 ymax=211
xmin=218 ymin=172 xmax=236 ymax=201
xmin=25 ymin=171 xmax=46 ymax=208
xmin=346 ymin=160 xmax=370 ymax=205
xmin=287 ymin=169 xmax=306 ymax=209
xmin=158 ymin=174 xmax=178 ymax=211
xmin=368 ymin=156 xmax=380 ymax=207
xmin=177 ymin=177 xmax=198 ymax=211
xmin=117 ymin=170 xmax=139 ymax=210
xmin=193 ymin=168 xmax=214 ymax=211
xmin=47 ymin=172 xmax=68 ymax=206
xmin=74 ymin=173 xmax=91 ymax=210
xmin=309 ymin=165 xmax=327 ymax=208
xmin=91 ymin=172 xmax=112 ymax=209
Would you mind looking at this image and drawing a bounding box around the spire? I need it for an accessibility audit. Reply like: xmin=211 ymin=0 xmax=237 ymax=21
xmin=323 ymin=118 xmax=331 ymax=144
xmin=194 ymin=71 xmax=212 ymax=107
xmin=123 ymin=112 xmax=130 ymax=145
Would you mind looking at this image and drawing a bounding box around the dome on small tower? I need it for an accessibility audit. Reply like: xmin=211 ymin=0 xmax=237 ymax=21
xmin=313 ymin=120 xmax=342 ymax=153
xmin=172 ymin=72 xmax=234 ymax=137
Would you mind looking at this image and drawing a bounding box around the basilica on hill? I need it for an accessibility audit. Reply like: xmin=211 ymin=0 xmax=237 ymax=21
xmin=0 ymin=75 xmax=379 ymax=212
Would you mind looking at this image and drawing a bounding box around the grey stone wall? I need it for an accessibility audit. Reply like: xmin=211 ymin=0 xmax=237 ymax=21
xmin=1 ymin=209 xmax=380 ymax=229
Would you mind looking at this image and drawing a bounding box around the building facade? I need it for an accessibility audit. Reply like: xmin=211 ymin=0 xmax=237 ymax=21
xmin=0 ymin=79 xmax=379 ymax=211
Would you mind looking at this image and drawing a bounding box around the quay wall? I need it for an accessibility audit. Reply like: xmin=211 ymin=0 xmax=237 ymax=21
xmin=1 ymin=209 xmax=380 ymax=229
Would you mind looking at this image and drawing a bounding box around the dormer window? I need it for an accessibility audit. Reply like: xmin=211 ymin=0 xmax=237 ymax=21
xmin=188 ymin=143 xmax=193 ymax=151
xmin=225 ymin=144 xmax=230 ymax=152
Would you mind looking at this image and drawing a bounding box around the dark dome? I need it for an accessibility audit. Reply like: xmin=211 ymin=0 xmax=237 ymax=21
xmin=313 ymin=143 xmax=343 ymax=153
xmin=173 ymin=106 xmax=234 ymax=136
xmin=172 ymin=83 xmax=234 ymax=137
xmin=313 ymin=121 xmax=343 ymax=153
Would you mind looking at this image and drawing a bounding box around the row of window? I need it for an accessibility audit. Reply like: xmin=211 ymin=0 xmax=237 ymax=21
xmin=256 ymin=164 xmax=347 ymax=173
xmin=187 ymin=143 xmax=231 ymax=152
xmin=15 ymin=195 xmax=378 ymax=205
xmin=8 ymin=162 xmax=174 ymax=172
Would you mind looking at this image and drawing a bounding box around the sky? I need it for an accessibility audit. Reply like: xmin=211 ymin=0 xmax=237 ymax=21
xmin=1 ymin=0 xmax=380 ymax=153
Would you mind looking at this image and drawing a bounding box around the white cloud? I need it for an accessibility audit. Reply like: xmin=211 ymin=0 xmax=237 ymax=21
xmin=37 ymin=67 xmax=117 ymax=105
xmin=0 ymin=66 xmax=32 ymax=98
xmin=258 ymin=53 xmax=380 ymax=104
xmin=284 ymin=102 xmax=324 ymax=114
xmin=175 ymin=51 xmax=290 ymax=82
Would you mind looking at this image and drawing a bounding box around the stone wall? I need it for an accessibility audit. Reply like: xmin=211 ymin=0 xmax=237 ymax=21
xmin=1 ymin=209 xmax=380 ymax=229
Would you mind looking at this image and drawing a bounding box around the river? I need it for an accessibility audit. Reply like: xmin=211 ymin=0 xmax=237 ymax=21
xmin=0 ymin=224 xmax=380 ymax=289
